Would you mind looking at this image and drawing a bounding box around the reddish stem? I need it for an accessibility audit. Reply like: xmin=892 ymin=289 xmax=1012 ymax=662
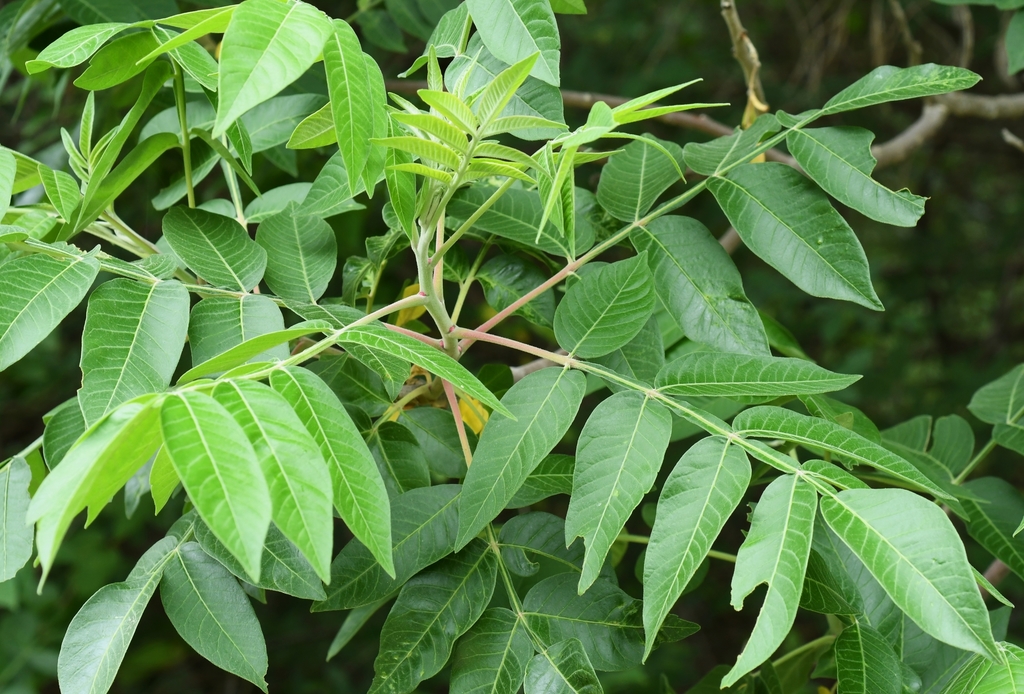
xmin=442 ymin=380 xmax=474 ymax=468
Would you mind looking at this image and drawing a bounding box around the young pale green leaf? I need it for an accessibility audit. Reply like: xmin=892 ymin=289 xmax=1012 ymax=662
xmin=821 ymin=488 xmax=1001 ymax=661
xmin=57 ymin=536 xmax=178 ymax=694
xmin=787 ymin=127 xmax=926 ymax=227
xmin=821 ymin=64 xmax=981 ymax=116
xmin=162 ymin=207 xmax=267 ymax=292
xmin=400 ymin=407 xmax=474 ymax=479
xmin=566 ymin=392 xmax=671 ymax=593
xmin=682 ymin=114 xmax=781 ymax=176
xmin=734 ymin=406 xmax=949 ymax=499
xmin=525 ymin=573 xmax=698 ymax=671
xmin=194 ymin=520 xmax=326 ymax=600
xmin=78 ymin=279 xmax=189 ymax=426
xmin=188 ymin=296 xmax=288 ymax=367
xmin=139 ymin=8 xmax=234 ymax=64
xmin=477 ymin=255 xmax=556 ymax=328
xmin=327 ymin=597 xmax=391 ymax=660
xmin=939 ymin=642 xmax=1024 ymax=693
xmin=597 ymin=136 xmax=684 ymax=222
xmin=835 ymin=620 xmax=903 ymax=694
xmin=392 ymin=112 xmax=469 ymax=152
xmin=0 ymin=253 xmax=99 ymax=372
xmin=211 ymin=380 xmax=334 ymax=582
xmin=369 ymin=421 xmax=431 ymax=497
xmin=554 ymin=255 xmax=656 ymax=358
xmin=43 ymin=398 xmax=87 ymax=468
xmin=643 ymin=436 xmax=750 ymax=659
xmin=269 ymin=367 xmax=394 ymax=577
xmin=656 ymin=352 xmax=859 ymax=398
xmin=960 ymin=478 xmax=1024 ymax=579
xmin=160 ymin=542 xmax=269 ymax=691
xmin=255 ymin=205 xmax=337 ymax=303
xmin=287 ymin=103 xmax=336 ymax=149
xmin=214 ymin=0 xmax=332 ymax=136
xmin=723 ymin=474 xmax=817 ymax=687
xmin=369 ymin=539 xmax=497 ymax=694
xmin=74 ymin=31 xmax=160 ymax=91
xmin=457 ymin=368 xmax=586 ymax=549
xmin=160 ymin=392 xmax=271 ymax=582
xmin=968 ymin=364 xmax=1024 ymax=426
xmin=238 ymin=94 xmax=327 ymax=154
xmin=0 ymin=457 xmax=33 ymax=581
xmin=632 ymin=216 xmax=769 ymax=356
xmin=39 ymin=168 xmax=80 ymax=221
xmin=315 ymin=485 xmax=461 ymax=611
xmin=709 ymin=163 xmax=882 ymax=310
xmin=525 ymin=638 xmax=601 ymax=694
xmin=324 ymin=19 xmax=373 ymax=191
xmin=465 ymin=0 xmax=560 ymax=86
xmin=498 ymin=512 xmax=585 ymax=576
xmin=26 ymin=23 xmax=128 ymax=74
xmin=334 ymin=325 xmax=509 ymax=416
xmin=178 ymin=321 xmax=329 ymax=386
xmin=450 ymin=607 xmax=534 ymax=694
xmin=508 ymin=454 xmax=575 ymax=507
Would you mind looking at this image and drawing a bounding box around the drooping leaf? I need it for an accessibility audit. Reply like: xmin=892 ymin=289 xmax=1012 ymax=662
xmin=643 ymin=436 xmax=750 ymax=659
xmin=723 ymin=474 xmax=817 ymax=686
xmin=597 ymin=136 xmax=684 ymax=222
xmin=188 ymin=295 xmax=288 ymax=367
xmin=820 ymin=64 xmax=981 ymax=116
xmin=26 ymin=23 xmax=128 ymax=74
xmin=465 ymin=0 xmax=561 ymax=86
xmin=269 ymin=366 xmax=394 ymax=576
xmin=254 ymin=205 xmax=337 ymax=303
xmin=161 ymin=207 xmax=267 ymax=292
xmin=160 ymin=392 xmax=271 ymax=581
xmin=78 ymin=279 xmax=189 ymax=426
xmin=214 ymin=0 xmax=333 ymax=136
xmin=457 ymin=368 xmax=586 ymax=549
xmin=315 ymin=485 xmax=462 ymax=612
xmin=43 ymin=398 xmax=87 ymax=468
xmin=554 ymin=255 xmax=656 ymax=358
xmin=566 ymin=392 xmax=671 ymax=592
xmin=0 ymin=253 xmax=99 ymax=372
xmin=368 ymin=539 xmax=497 ymax=694
xmin=160 ymin=542 xmax=269 ymax=691
xmin=0 ymin=458 xmax=33 ymax=581
xmin=835 ymin=620 xmax=903 ymax=694
xmin=524 ymin=638 xmax=602 ymax=694
xmin=656 ymin=352 xmax=859 ymax=398
xmin=632 ymin=216 xmax=769 ymax=356
xmin=450 ymin=607 xmax=534 ymax=694
xmin=820 ymin=488 xmax=1001 ymax=661
xmin=708 ymin=163 xmax=883 ymax=310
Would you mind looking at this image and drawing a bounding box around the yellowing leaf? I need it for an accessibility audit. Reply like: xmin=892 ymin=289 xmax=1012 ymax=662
xmin=459 ymin=395 xmax=489 ymax=435
xmin=395 ymin=285 xmax=427 ymax=326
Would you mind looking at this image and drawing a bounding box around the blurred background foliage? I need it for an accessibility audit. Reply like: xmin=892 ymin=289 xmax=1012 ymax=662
xmin=0 ymin=0 xmax=1022 ymax=692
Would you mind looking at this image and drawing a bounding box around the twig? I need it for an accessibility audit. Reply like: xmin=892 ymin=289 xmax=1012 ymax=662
xmin=720 ymin=0 xmax=769 ymax=126
xmin=938 ymin=91 xmax=1024 ymax=119
xmin=980 ymin=559 xmax=1011 ymax=601
xmin=442 ymin=380 xmax=473 ymax=467
xmin=887 ymin=0 xmax=923 ymax=66
xmin=871 ymin=103 xmax=950 ymax=167
xmin=1004 ymin=128 xmax=1024 ymax=154
xmin=952 ymin=5 xmax=974 ymax=69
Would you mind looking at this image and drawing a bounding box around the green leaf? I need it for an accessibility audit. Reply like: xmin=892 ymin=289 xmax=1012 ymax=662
xmin=369 ymin=539 xmax=497 ymax=694
xmin=465 ymin=0 xmax=560 ymax=86
xmin=57 ymin=536 xmax=177 ymax=694
xmin=968 ymin=364 xmax=1024 ymax=426
xmin=656 ymin=352 xmax=859 ymax=398
xmin=734 ymin=406 xmax=949 ymax=499
xmin=477 ymin=254 xmax=556 ymax=328
xmin=43 ymin=398 xmax=87 ymax=468
xmin=194 ymin=519 xmax=326 ymax=600
xmin=161 ymin=207 xmax=267 ymax=292
xmin=555 ymin=255 xmax=656 ymax=358
xmin=327 ymin=597 xmax=391 ymax=660
xmin=498 ymin=511 xmax=585 ymax=576
xmin=961 ymin=478 xmax=1024 ymax=579
xmin=457 ymin=368 xmax=586 ymax=549
xmin=255 ymin=205 xmax=337 ymax=303
xmin=243 ymin=183 xmax=312 ymax=224
xmin=400 ymin=407 xmax=474 ymax=479
xmin=940 ymin=642 xmax=1024 ymax=693
xmin=78 ymin=279 xmax=189 ymax=426
xmin=160 ymin=392 xmax=271 ymax=581
xmin=682 ymin=114 xmax=781 ymax=176
xmin=0 ymin=458 xmax=33 ymax=581
xmin=188 ymin=295 xmax=288 ymax=367
xmin=566 ymin=392 xmax=671 ymax=592
xmin=821 ymin=64 xmax=981 ymax=116
xmin=805 ymin=394 xmax=881 ymax=444
xmin=269 ymin=366 xmax=394 ymax=577
xmin=287 ymin=103 xmax=336 ymax=149
xmin=307 ymin=352 xmax=396 ymax=417
xmin=507 ymin=454 xmax=575 ymax=507
xmin=631 ymin=216 xmax=768 ymax=356
xmin=0 ymin=253 xmax=99 ymax=372
xmin=160 ymin=542 xmax=268 ymax=691
xmin=835 ymin=620 xmax=903 ymax=694
xmin=451 ymin=607 xmax=533 ymax=694
xmin=301 ymin=152 xmax=367 ymax=218
xmin=525 ymin=638 xmax=601 ymax=694
xmin=643 ymin=436 xmax=750 ymax=659
xmin=39 ymin=167 xmax=80 ymax=221
xmin=723 ymin=474 xmax=817 ymax=687
xmin=211 ymin=380 xmax=333 ymax=581
xmin=240 ymin=94 xmax=327 ymax=153
xmin=710 ymin=163 xmax=882 ymax=309
xmin=820 ymin=488 xmax=1001 ymax=661
xmin=800 ymin=549 xmax=862 ymax=614
xmin=592 ymin=316 xmax=664 ymax=392
xmin=74 ymin=30 xmax=160 ymax=91
xmin=597 ymin=136 xmax=684 ymax=222
xmin=178 ymin=321 xmax=330 ymax=383
xmin=214 ymin=0 xmax=333 ymax=136
xmin=525 ymin=573 xmax=698 ymax=671
xmin=1009 ymin=12 xmax=1024 ymax=74
xmin=369 ymin=421 xmax=432 ymax=496
xmin=26 ymin=23 xmax=128 ymax=74
xmin=324 ymin=19 xmax=373 ymax=191
xmin=315 ymin=484 xmax=461 ymax=611
xmin=334 ymin=325 xmax=509 ymax=415
xmin=28 ymin=397 xmax=163 ymax=577
xmin=787 ymin=127 xmax=926 ymax=227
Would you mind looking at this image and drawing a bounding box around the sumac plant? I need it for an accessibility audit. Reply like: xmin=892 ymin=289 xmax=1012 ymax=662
xmin=0 ymin=0 xmax=1022 ymax=692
